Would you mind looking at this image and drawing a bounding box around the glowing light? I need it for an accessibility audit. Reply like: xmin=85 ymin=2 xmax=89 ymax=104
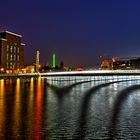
xmin=41 ymin=70 xmax=140 ymax=76
xmin=5 ymin=31 xmax=22 ymax=37
xmin=0 ymin=79 xmax=4 ymax=95
xmin=38 ymin=64 xmax=41 ymax=68
xmin=15 ymin=70 xmax=140 ymax=77
xmin=30 ymin=77 xmax=34 ymax=93
xmin=27 ymin=77 xmax=35 ymax=133
xmin=15 ymin=78 xmax=20 ymax=100
xmin=52 ymin=53 xmax=56 ymax=68
xmin=15 ymin=78 xmax=21 ymax=105
xmin=76 ymin=67 xmax=84 ymax=71
xmin=13 ymin=78 xmax=21 ymax=136
xmin=33 ymin=77 xmax=43 ymax=139
xmin=0 ymin=79 xmax=5 ymax=133
xmin=0 ymin=68 xmax=4 ymax=72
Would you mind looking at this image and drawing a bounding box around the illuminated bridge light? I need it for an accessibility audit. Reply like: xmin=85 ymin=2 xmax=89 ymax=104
xmin=10 ymin=70 xmax=140 ymax=78
xmin=40 ymin=70 xmax=140 ymax=76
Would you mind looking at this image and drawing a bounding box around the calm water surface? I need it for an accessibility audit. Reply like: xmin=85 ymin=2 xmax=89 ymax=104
xmin=0 ymin=76 xmax=140 ymax=139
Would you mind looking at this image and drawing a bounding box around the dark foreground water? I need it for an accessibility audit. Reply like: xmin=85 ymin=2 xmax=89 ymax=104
xmin=0 ymin=76 xmax=140 ymax=140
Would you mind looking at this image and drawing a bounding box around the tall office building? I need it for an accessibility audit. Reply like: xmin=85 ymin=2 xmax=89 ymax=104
xmin=0 ymin=31 xmax=25 ymax=73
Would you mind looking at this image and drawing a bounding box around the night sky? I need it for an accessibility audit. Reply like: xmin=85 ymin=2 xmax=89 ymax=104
xmin=1 ymin=0 xmax=140 ymax=67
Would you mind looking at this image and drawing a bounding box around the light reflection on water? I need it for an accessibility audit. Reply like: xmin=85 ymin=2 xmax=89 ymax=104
xmin=0 ymin=79 xmax=5 ymax=137
xmin=0 ymin=76 xmax=140 ymax=139
xmin=12 ymin=78 xmax=21 ymax=138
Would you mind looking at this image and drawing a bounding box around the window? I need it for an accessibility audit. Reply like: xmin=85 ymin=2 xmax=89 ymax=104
xmin=17 ymin=48 xmax=19 ymax=53
xmin=7 ymin=54 xmax=9 ymax=60
xmin=7 ymin=45 xmax=9 ymax=52
xmin=7 ymin=63 xmax=9 ymax=68
xmin=10 ymin=46 xmax=13 ymax=52
xmin=13 ymin=63 xmax=15 ymax=69
xmin=17 ymin=55 xmax=19 ymax=61
xmin=10 ymin=62 xmax=12 ymax=69
xmin=17 ymin=63 xmax=19 ymax=68
xmin=14 ymin=47 xmax=16 ymax=53
xmin=10 ymin=54 xmax=12 ymax=61
xmin=14 ymin=55 xmax=16 ymax=61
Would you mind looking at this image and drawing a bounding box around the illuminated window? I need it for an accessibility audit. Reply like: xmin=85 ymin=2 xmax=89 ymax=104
xmin=10 ymin=54 xmax=12 ymax=61
xmin=10 ymin=62 xmax=12 ymax=69
xmin=10 ymin=46 xmax=13 ymax=52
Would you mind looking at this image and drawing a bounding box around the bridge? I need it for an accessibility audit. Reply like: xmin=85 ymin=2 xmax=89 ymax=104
xmin=40 ymin=70 xmax=140 ymax=76
xmin=1 ymin=70 xmax=140 ymax=79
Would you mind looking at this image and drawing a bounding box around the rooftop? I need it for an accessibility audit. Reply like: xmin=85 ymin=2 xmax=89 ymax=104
xmin=0 ymin=31 xmax=22 ymax=38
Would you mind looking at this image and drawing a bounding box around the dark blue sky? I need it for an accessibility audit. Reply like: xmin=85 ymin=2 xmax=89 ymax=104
xmin=1 ymin=0 xmax=140 ymax=67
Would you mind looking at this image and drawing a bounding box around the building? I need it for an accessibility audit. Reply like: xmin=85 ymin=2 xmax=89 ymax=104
xmin=112 ymin=60 xmax=131 ymax=70
xmin=112 ymin=58 xmax=140 ymax=70
xmin=36 ymin=50 xmax=40 ymax=72
xmin=101 ymin=58 xmax=111 ymax=70
xmin=52 ymin=53 xmax=56 ymax=68
xmin=24 ymin=65 xmax=35 ymax=73
xmin=112 ymin=57 xmax=120 ymax=62
xmin=0 ymin=31 xmax=25 ymax=73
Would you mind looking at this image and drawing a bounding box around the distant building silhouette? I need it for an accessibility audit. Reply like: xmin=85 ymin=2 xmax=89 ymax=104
xmin=60 ymin=61 xmax=64 ymax=70
xmin=40 ymin=65 xmax=51 ymax=72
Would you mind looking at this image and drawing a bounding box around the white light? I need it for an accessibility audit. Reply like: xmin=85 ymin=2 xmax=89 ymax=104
xmin=5 ymin=31 xmax=22 ymax=37
xmin=40 ymin=70 xmax=140 ymax=76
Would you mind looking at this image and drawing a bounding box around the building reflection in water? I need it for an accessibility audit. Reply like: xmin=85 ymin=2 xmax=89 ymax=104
xmin=33 ymin=77 xmax=43 ymax=140
xmin=0 ymin=79 xmax=5 ymax=137
xmin=12 ymin=78 xmax=21 ymax=137
xmin=27 ymin=77 xmax=35 ymax=138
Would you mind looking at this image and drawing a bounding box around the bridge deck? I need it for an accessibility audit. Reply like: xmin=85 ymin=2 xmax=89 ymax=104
xmin=1 ymin=70 xmax=140 ymax=79
xmin=41 ymin=70 xmax=140 ymax=76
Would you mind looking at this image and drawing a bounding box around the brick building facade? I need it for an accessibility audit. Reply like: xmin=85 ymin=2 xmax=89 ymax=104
xmin=0 ymin=31 xmax=25 ymax=73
